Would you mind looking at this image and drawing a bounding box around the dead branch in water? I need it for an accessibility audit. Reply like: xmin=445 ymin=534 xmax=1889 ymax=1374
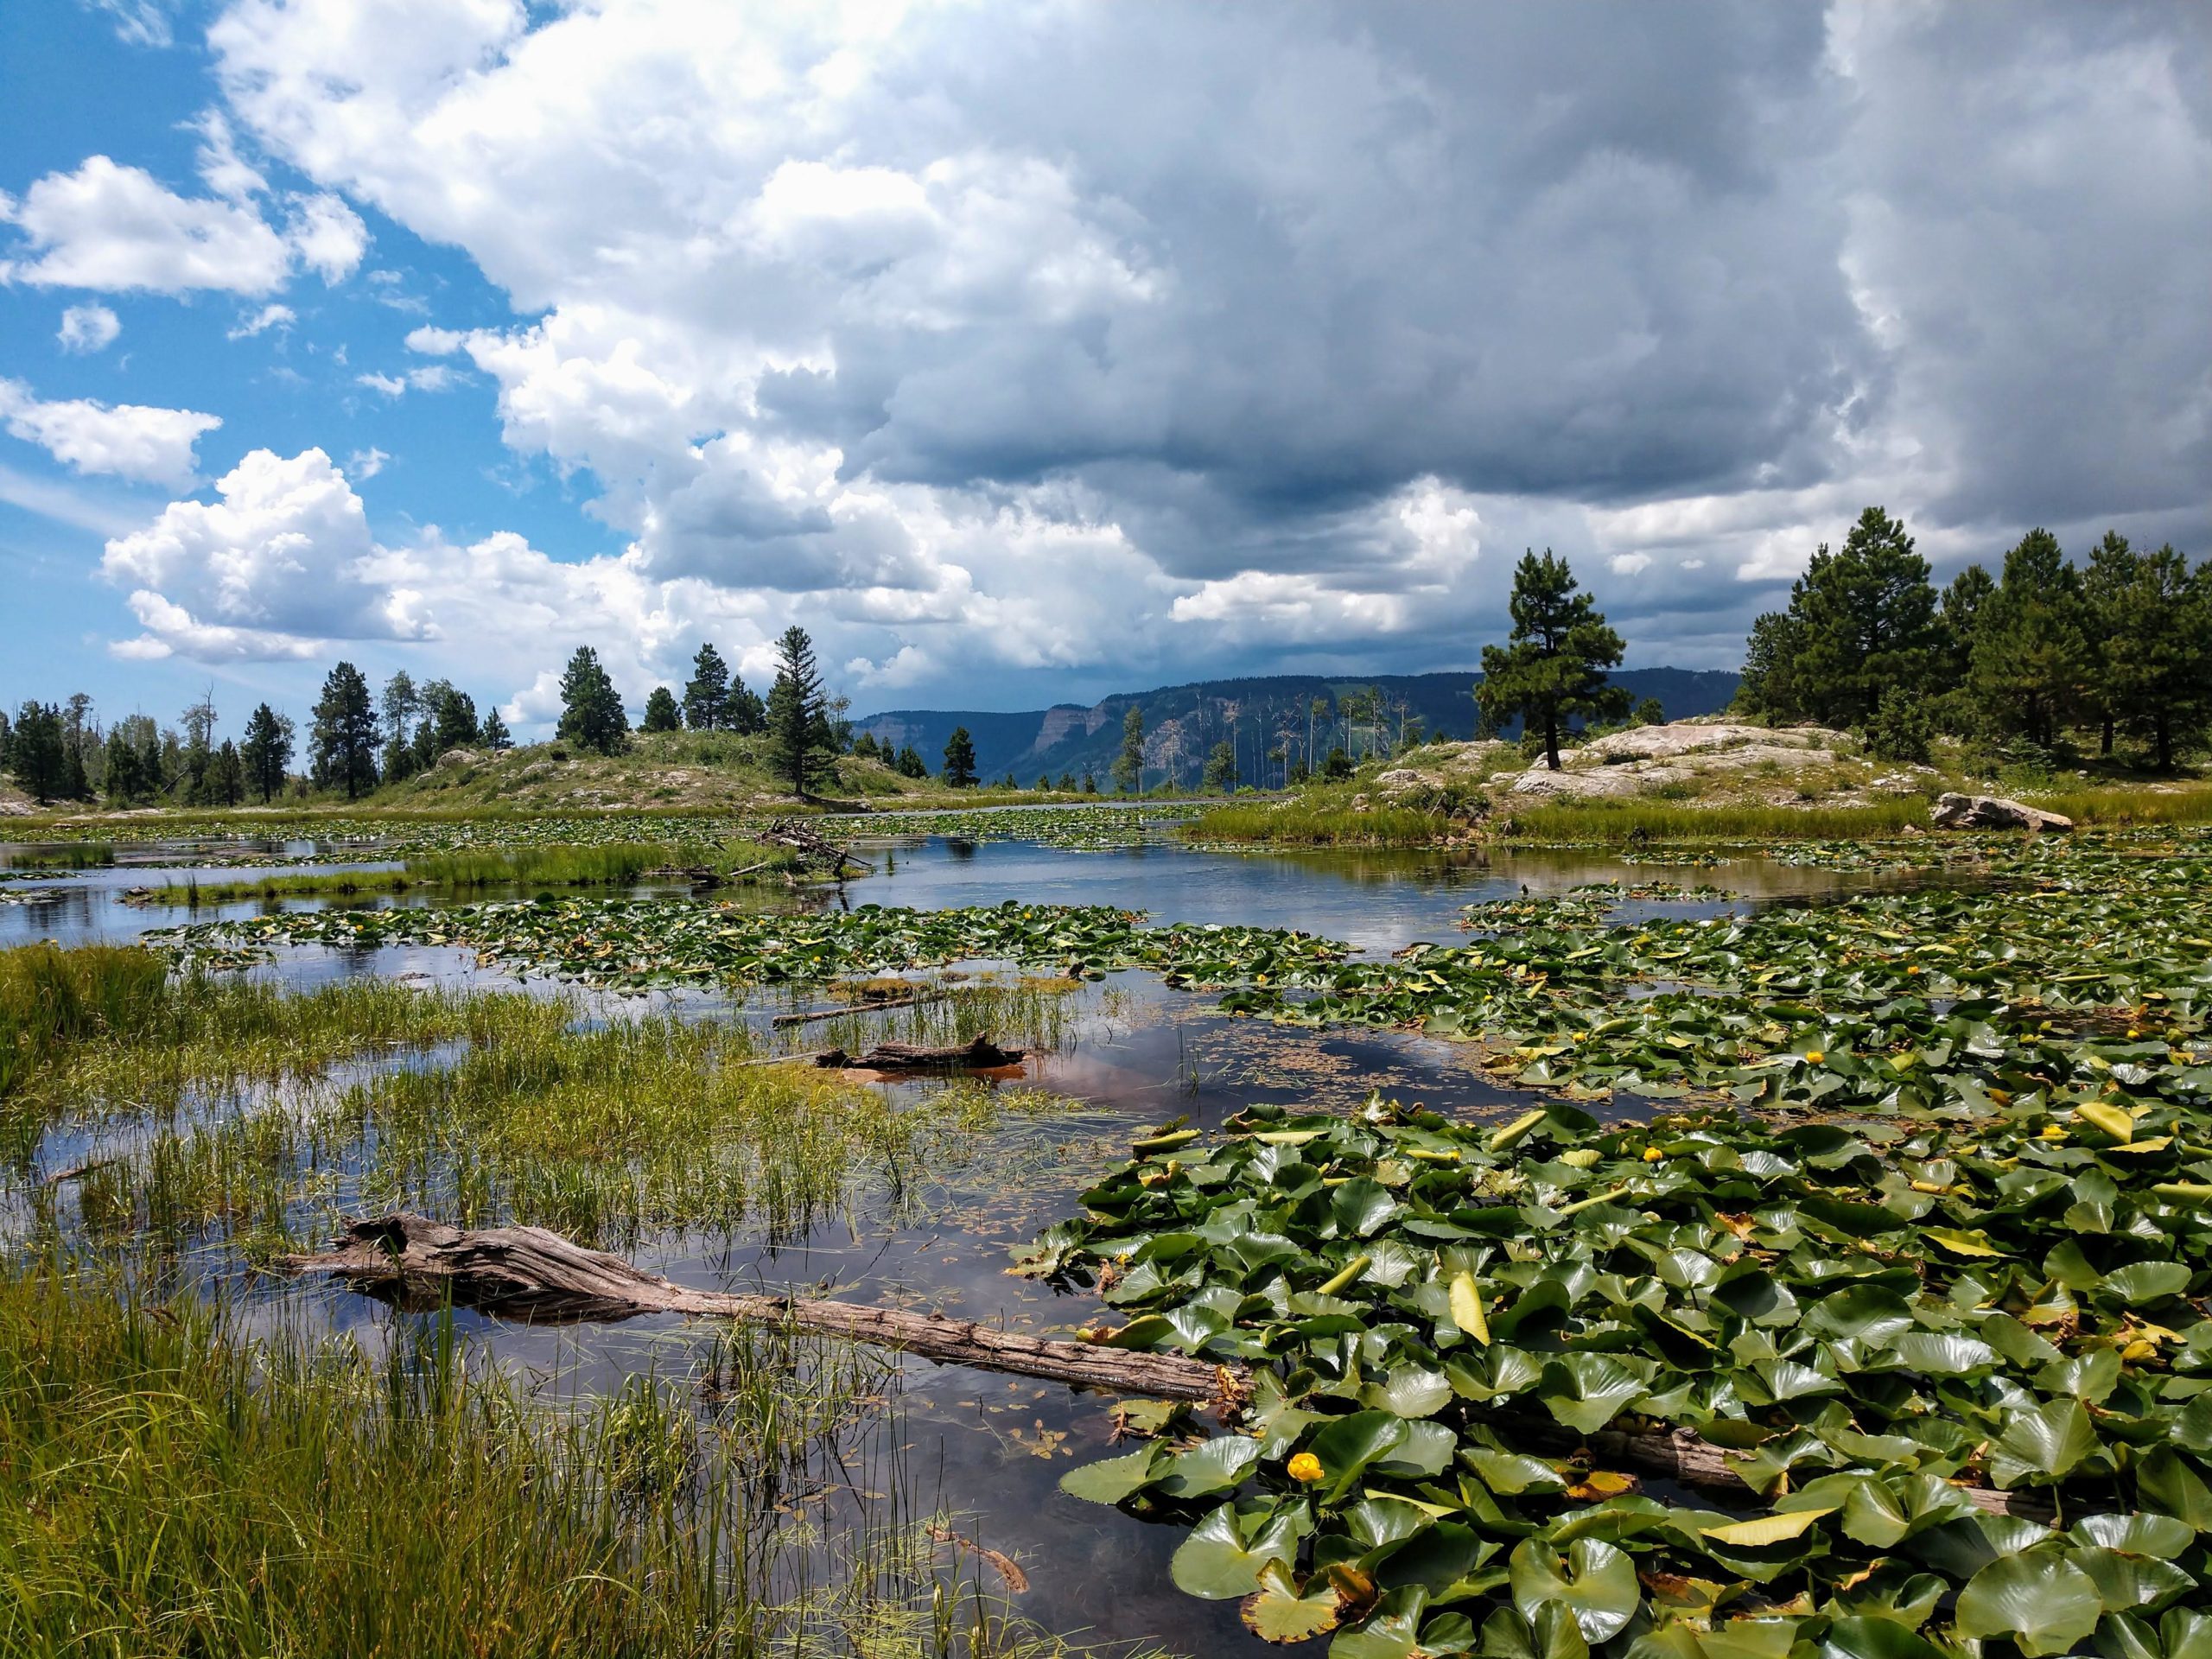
xmin=282 ymin=1214 xmax=2049 ymax=1520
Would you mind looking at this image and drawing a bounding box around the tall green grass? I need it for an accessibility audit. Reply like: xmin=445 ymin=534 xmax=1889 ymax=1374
xmin=0 ymin=842 xmax=114 ymax=868
xmin=0 ymin=944 xmax=169 ymax=1100
xmin=1185 ymin=802 xmax=1455 ymax=847
xmin=144 ymin=840 xmax=804 ymax=905
xmin=1499 ymin=794 xmax=1931 ymax=843
xmin=0 ymin=1261 xmax=760 ymax=1656
xmin=2029 ymin=781 xmax=2212 ymax=828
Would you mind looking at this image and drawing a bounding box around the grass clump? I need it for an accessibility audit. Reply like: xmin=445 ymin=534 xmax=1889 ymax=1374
xmin=1498 ymin=792 xmax=1929 ymax=843
xmin=0 ymin=1262 xmax=763 ymax=1657
xmin=1187 ymin=800 xmax=1456 ymax=847
xmin=0 ymin=944 xmax=172 ymax=1101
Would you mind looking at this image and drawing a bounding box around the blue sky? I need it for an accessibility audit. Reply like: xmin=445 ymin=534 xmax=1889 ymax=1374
xmin=3 ymin=2 xmax=2207 ymax=741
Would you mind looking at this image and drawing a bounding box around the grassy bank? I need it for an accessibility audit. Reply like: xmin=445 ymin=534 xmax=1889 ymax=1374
xmin=1498 ymin=792 xmax=1929 ymax=842
xmin=1185 ymin=798 xmax=1454 ymax=848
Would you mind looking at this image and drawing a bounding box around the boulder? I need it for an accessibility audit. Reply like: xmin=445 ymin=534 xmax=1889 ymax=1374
xmin=1929 ymin=792 xmax=2074 ymax=833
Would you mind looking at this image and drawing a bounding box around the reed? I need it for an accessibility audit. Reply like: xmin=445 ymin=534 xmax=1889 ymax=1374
xmin=2028 ymin=781 xmax=2212 ymax=828
xmin=1185 ymin=801 xmax=1452 ymax=847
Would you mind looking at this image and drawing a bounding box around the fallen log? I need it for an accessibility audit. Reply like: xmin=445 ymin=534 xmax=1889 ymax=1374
xmin=283 ymin=1214 xmax=1237 ymax=1404
xmin=285 ymin=1214 xmax=2049 ymax=1521
xmin=816 ymin=1035 xmax=1026 ymax=1070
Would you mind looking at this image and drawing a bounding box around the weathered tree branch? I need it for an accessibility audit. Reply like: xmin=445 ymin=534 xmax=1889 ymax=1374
xmin=281 ymin=1214 xmax=2048 ymax=1522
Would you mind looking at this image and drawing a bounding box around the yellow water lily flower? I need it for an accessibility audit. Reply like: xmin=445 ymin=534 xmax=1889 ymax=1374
xmin=1287 ymin=1452 xmax=1325 ymax=1483
xmin=1805 ymin=1050 xmax=1825 ymax=1065
xmin=1643 ymin=1146 xmax=1665 ymax=1162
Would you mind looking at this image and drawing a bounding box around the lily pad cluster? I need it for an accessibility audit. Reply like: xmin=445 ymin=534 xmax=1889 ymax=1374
xmin=1221 ymin=843 xmax=2211 ymax=1120
xmin=1028 ymin=1095 xmax=2212 ymax=1656
xmin=150 ymin=898 xmax=1348 ymax=988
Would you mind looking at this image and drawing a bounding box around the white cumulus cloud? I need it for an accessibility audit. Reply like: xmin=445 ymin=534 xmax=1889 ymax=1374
xmin=0 ymin=378 xmax=221 ymax=487
xmin=57 ymin=303 xmax=122 ymax=353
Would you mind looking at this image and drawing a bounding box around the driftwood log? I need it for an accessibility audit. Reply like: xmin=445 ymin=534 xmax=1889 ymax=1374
xmin=815 ymin=1036 xmax=1026 ymax=1071
xmin=757 ymin=817 xmax=874 ymax=878
xmin=285 ymin=1214 xmax=2047 ymax=1522
xmin=283 ymin=1214 xmax=1235 ymax=1403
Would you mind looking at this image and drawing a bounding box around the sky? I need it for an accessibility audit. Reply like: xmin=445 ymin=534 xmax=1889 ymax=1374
xmin=2 ymin=1 xmax=2207 ymax=738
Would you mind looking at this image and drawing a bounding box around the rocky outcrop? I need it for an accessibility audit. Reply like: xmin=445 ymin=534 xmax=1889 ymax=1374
xmin=1930 ymin=792 xmax=2074 ymax=833
xmin=1505 ymin=722 xmax=1846 ymax=798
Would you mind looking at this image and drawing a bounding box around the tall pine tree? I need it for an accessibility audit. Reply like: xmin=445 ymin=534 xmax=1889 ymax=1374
xmin=683 ymin=644 xmax=730 ymax=730
xmin=556 ymin=648 xmax=629 ymax=755
xmin=240 ymin=702 xmax=293 ymax=803
xmin=310 ymin=664 xmax=379 ymax=799
xmin=941 ymin=726 xmax=978 ymax=787
xmin=1476 ymin=550 xmax=1627 ymax=769
xmin=764 ymin=626 xmax=832 ymax=797
xmin=1970 ymin=528 xmax=2089 ymax=752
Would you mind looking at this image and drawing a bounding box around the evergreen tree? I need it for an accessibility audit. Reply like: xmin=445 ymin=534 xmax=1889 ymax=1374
xmin=764 ymin=626 xmax=832 ymax=796
xmin=1321 ymin=745 xmax=1354 ymax=780
xmin=1476 ymin=550 xmax=1628 ymax=770
xmin=1112 ymin=707 xmax=1145 ymax=794
xmin=1057 ymin=770 xmax=1077 ymax=791
xmin=240 ymin=703 xmax=293 ymax=803
xmin=640 ymin=686 xmax=683 ymax=733
xmin=2103 ymin=543 xmax=2212 ymax=771
xmin=851 ymin=731 xmax=880 ymax=761
xmin=895 ymin=743 xmax=928 ymax=779
xmin=8 ymin=702 xmax=66 ymax=802
xmin=1938 ymin=563 xmax=1996 ymax=684
xmin=179 ymin=691 xmax=217 ymax=806
xmin=1634 ymin=697 xmax=1664 ymax=727
xmin=103 ymin=728 xmax=140 ymax=804
xmin=940 ymin=726 xmax=978 ymax=788
xmin=556 ymin=647 xmax=629 ymax=755
xmin=480 ymin=708 xmax=513 ymax=751
xmin=410 ymin=716 xmax=438 ymax=773
xmin=728 ymin=678 xmax=767 ymax=735
xmin=380 ymin=671 xmax=421 ymax=781
xmin=1082 ymin=769 xmax=1098 ymax=793
xmin=310 ymin=663 xmax=379 ymax=798
xmin=1970 ymin=528 xmax=2089 ymax=753
xmin=683 ymin=645 xmax=730 ymax=730
xmin=1735 ymin=509 xmax=1941 ymax=728
xmin=1865 ymin=687 xmax=1933 ymax=764
xmin=2081 ymin=532 xmax=2138 ymax=756
xmin=431 ymin=686 xmax=480 ymax=753
xmin=211 ymin=740 xmax=245 ymax=805
xmin=1203 ymin=740 xmax=1237 ymax=791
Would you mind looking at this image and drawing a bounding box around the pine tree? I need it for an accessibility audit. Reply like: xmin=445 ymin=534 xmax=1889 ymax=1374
xmin=1970 ymin=529 xmax=2089 ymax=753
xmin=310 ymin=663 xmax=379 ymax=799
xmin=211 ymin=740 xmax=245 ymax=805
xmin=2103 ymin=543 xmax=2212 ymax=771
xmin=430 ymin=687 xmax=479 ymax=753
xmin=480 ymin=708 xmax=512 ymax=751
xmin=8 ymin=703 xmax=66 ymax=802
xmin=1112 ymin=707 xmax=1145 ymax=793
xmin=241 ymin=702 xmax=293 ymax=803
xmin=103 ymin=728 xmax=141 ymax=804
xmin=1082 ymin=769 xmax=1098 ymax=793
xmin=1634 ymin=697 xmax=1664 ymax=728
xmin=764 ymin=626 xmax=832 ymax=796
xmin=941 ymin=726 xmax=978 ymax=787
xmin=556 ymin=647 xmax=629 ymax=755
xmin=2081 ymin=532 xmax=2138 ymax=756
xmin=1476 ymin=550 xmax=1628 ymax=769
xmin=895 ymin=743 xmax=928 ymax=779
xmin=729 ymin=678 xmax=766 ymax=735
xmin=683 ymin=645 xmax=730 ymax=730
xmin=1735 ymin=509 xmax=1941 ymax=728
xmin=1203 ymin=740 xmax=1237 ymax=791
xmin=641 ymin=686 xmax=683 ymax=733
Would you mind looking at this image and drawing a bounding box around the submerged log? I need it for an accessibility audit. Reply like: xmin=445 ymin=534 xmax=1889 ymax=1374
xmin=815 ymin=1035 xmax=1026 ymax=1070
xmin=771 ymin=992 xmax=943 ymax=1028
xmin=284 ymin=1214 xmax=1238 ymax=1403
xmin=285 ymin=1215 xmax=2048 ymax=1521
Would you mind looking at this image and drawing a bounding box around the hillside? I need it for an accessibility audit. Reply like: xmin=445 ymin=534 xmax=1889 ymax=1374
xmin=855 ymin=667 xmax=1739 ymax=787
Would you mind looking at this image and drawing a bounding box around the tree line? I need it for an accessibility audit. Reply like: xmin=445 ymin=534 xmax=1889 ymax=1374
xmin=1737 ymin=508 xmax=2212 ymax=768
xmin=2 ymin=690 xmax=300 ymax=808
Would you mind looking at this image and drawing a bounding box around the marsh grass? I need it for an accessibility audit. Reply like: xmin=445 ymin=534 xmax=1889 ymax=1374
xmin=1186 ymin=800 xmax=1452 ymax=846
xmin=799 ymin=976 xmax=1086 ymax=1058
xmin=0 ymin=842 xmax=114 ymax=869
xmin=1499 ymin=794 xmax=1930 ymax=842
xmin=0 ymin=1257 xmax=1105 ymax=1659
xmin=143 ymin=838 xmax=810 ymax=905
xmin=2029 ymin=780 xmax=2212 ymax=828
xmin=0 ymin=1258 xmax=765 ymax=1656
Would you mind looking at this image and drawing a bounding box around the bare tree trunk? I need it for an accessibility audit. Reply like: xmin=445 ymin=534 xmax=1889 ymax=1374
xmin=284 ymin=1215 xmax=2049 ymax=1520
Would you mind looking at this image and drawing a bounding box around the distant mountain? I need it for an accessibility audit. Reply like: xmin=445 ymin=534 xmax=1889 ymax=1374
xmin=855 ymin=667 xmax=1740 ymax=788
